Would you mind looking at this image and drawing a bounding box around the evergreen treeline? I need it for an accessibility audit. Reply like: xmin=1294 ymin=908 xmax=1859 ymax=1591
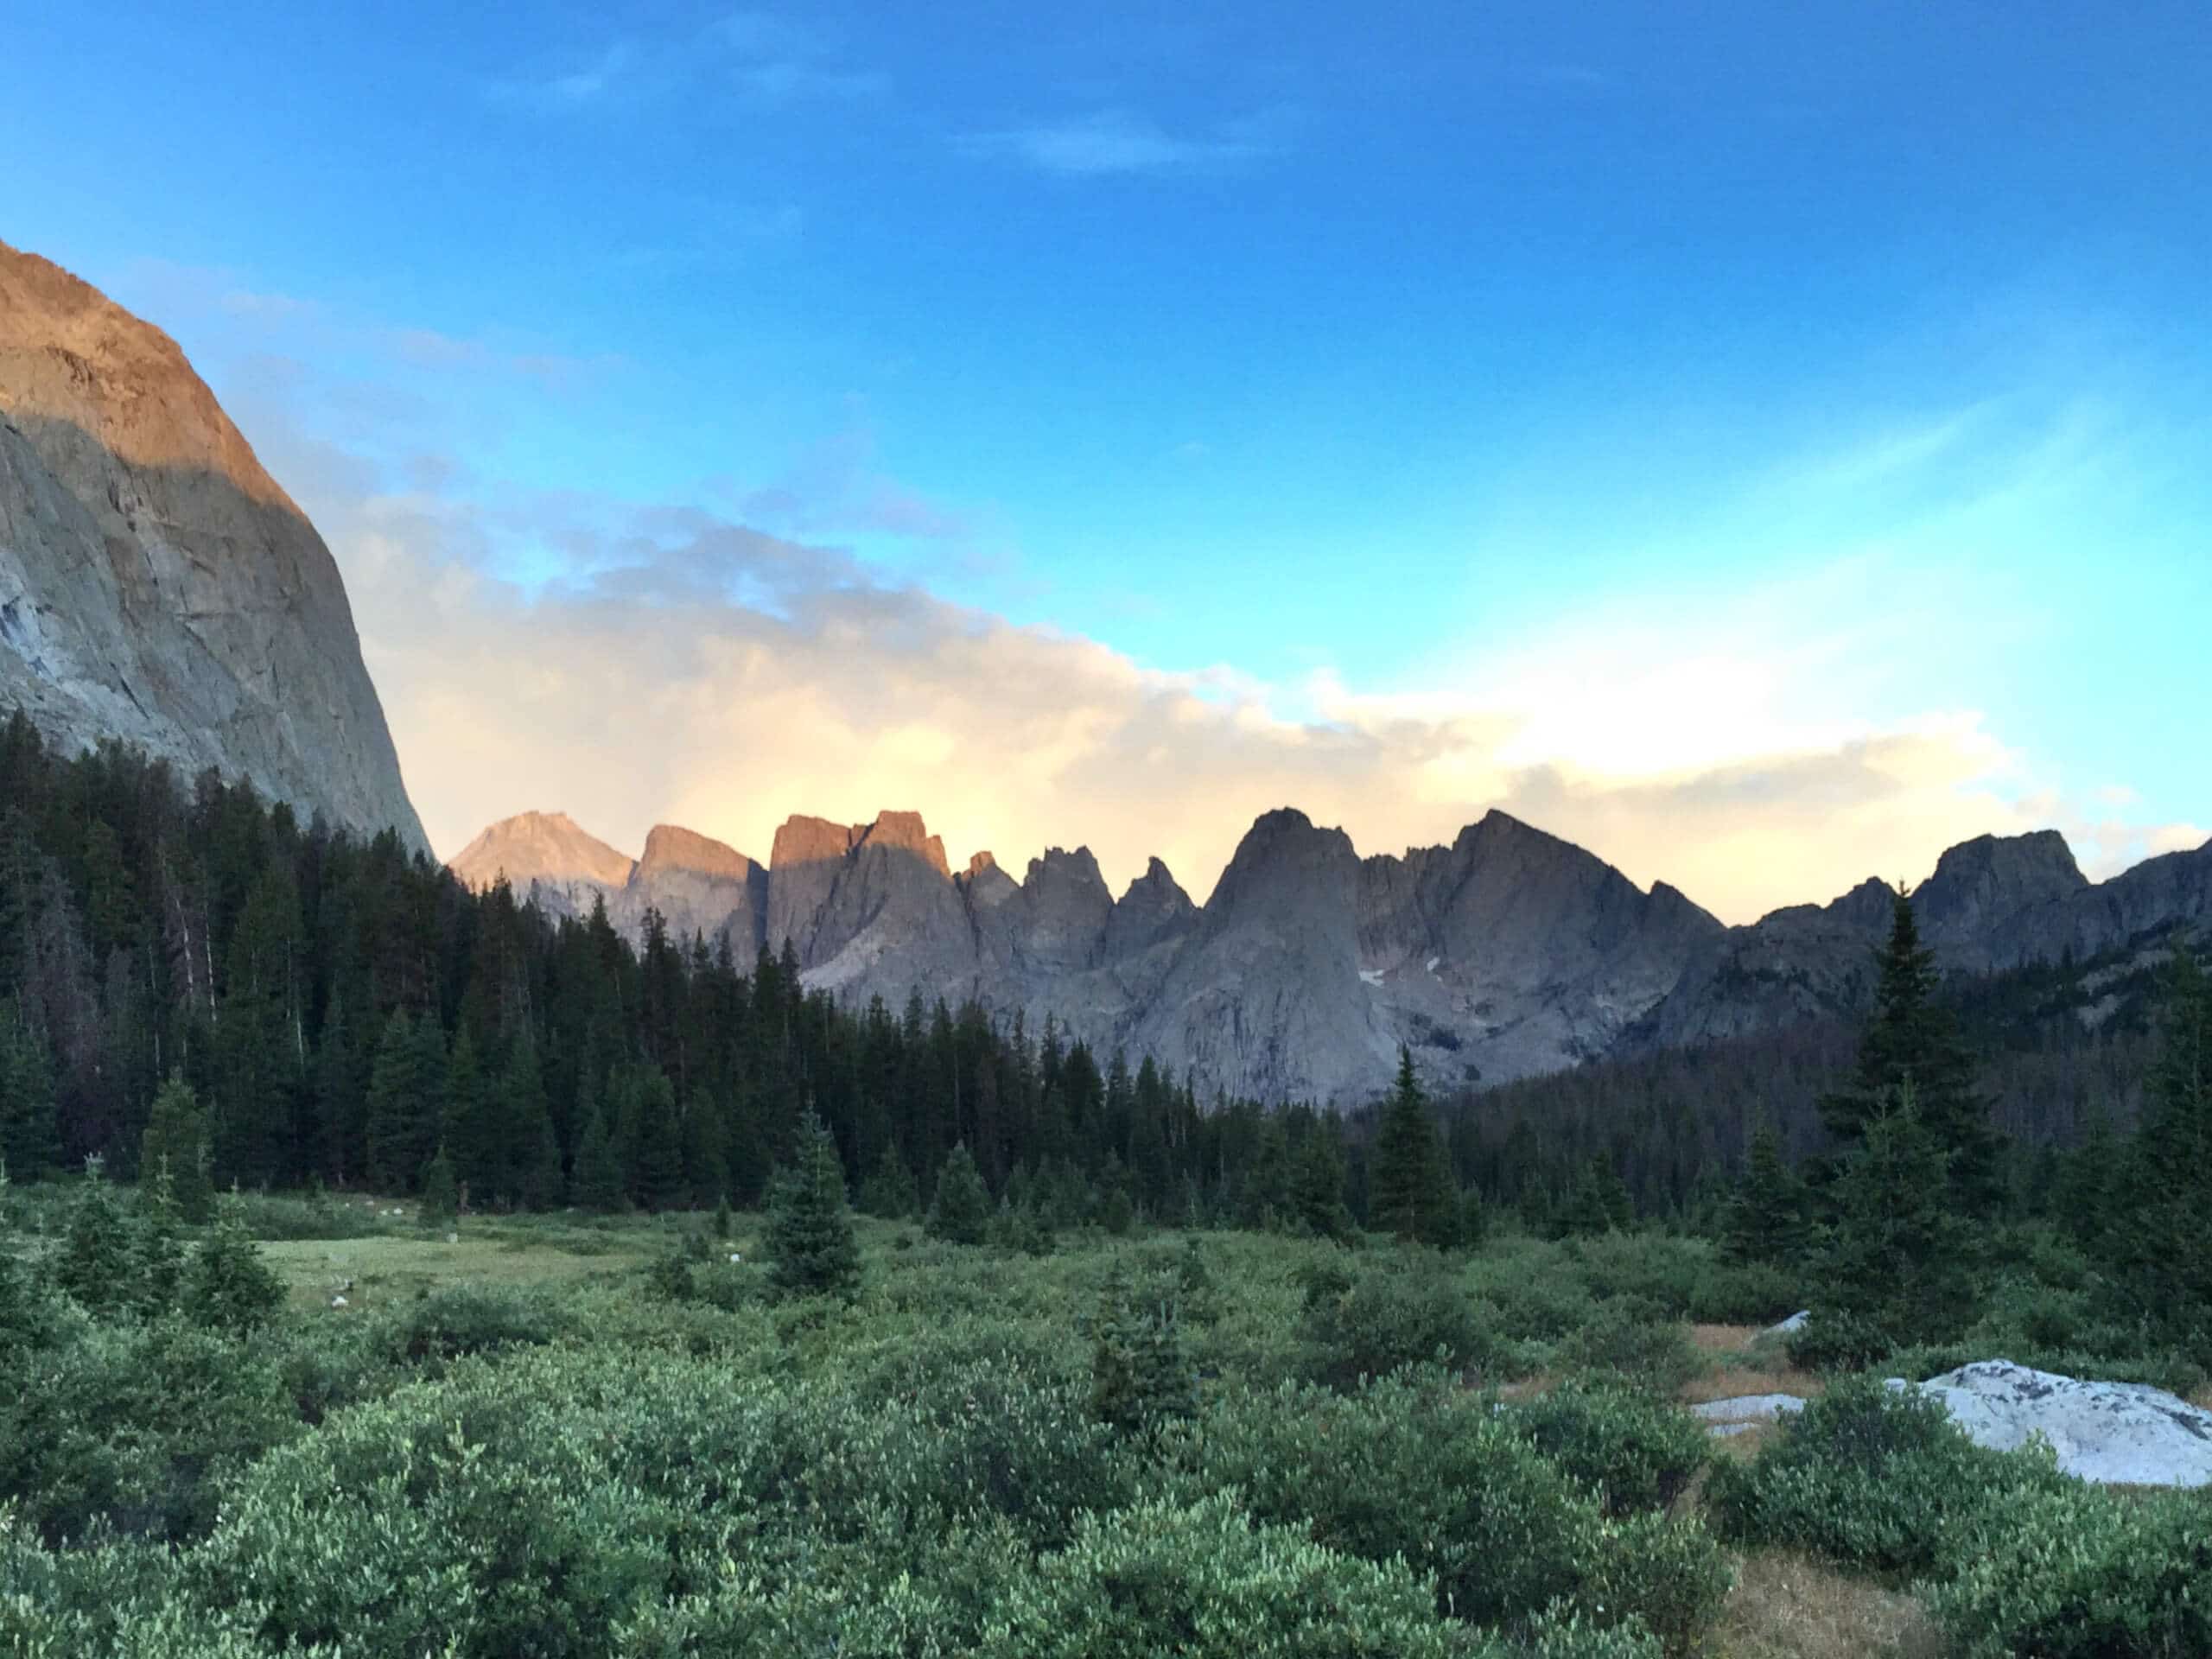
xmin=0 ymin=715 xmax=1379 ymax=1225
xmin=2 ymin=710 xmax=2199 ymax=1274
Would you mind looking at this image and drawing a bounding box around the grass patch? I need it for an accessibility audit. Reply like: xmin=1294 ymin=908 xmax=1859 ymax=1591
xmin=1718 ymin=1549 xmax=1944 ymax=1659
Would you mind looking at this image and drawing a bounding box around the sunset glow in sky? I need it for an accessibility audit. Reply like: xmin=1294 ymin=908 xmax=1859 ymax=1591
xmin=11 ymin=2 xmax=2209 ymax=920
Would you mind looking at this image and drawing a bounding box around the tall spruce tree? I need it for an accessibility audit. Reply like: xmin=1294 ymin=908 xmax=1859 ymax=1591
xmin=1370 ymin=1048 xmax=1457 ymax=1244
xmin=140 ymin=1071 xmax=214 ymax=1224
xmin=0 ymin=998 xmax=61 ymax=1180
xmin=570 ymin=1103 xmax=625 ymax=1213
xmin=1821 ymin=885 xmax=2001 ymax=1216
xmin=766 ymin=1109 xmax=861 ymax=1300
xmin=2113 ymin=949 xmax=2212 ymax=1325
xmin=54 ymin=1159 xmax=137 ymax=1315
xmin=1723 ymin=1116 xmax=1809 ymax=1267
xmin=365 ymin=1010 xmax=440 ymax=1193
xmin=926 ymin=1142 xmax=992 ymax=1245
xmin=1287 ymin=1128 xmax=1352 ymax=1241
xmin=1821 ymin=1082 xmax=1975 ymax=1343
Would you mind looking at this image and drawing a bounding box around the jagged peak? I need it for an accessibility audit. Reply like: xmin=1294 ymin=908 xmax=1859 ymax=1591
xmin=855 ymin=809 xmax=950 ymax=878
xmin=1026 ymin=844 xmax=1107 ymax=891
xmin=1119 ymin=855 xmax=1194 ymax=911
xmin=964 ymin=850 xmax=998 ymax=879
xmin=637 ymin=823 xmax=756 ymax=882
xmin=770 ymin=814 xmax=861 ymax=869
xmin=1926 ymin=829 xmax=2086 ymax=888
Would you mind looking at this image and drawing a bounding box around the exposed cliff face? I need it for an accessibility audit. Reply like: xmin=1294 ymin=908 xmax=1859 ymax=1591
xmin=1638 ymin=834 xmax=2212 ymax=1051
xmin=0 ymin=241 xmax=427 ymax=852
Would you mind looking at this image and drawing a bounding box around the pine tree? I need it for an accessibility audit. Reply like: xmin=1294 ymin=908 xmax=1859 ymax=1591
xmin=1821 ymin=885 xmax=2001 ymax=1216
xmin=1370 ymin=1048 xmax=1457 ymax=1244
xmin=519 ymin=1116 xmax=565 ymax=1211
xmin=186 ymin=1197 xmax=285 ymax=1333
xmin=857 ymin=1142 xmax=918 ymax=1218
xmin=365 ymin=1010 xmax=440 ymax=1193
xmin=132 ymin=1154 xmax=186 ymax=1313
xmin=1723 ymin=1117 xmax=1809 ymax=1266
xmin=0 ymin=998 xmax=60 ymax=1180
xmin=140 ymin=1071 xmax=213 ymax=1224
xmin=418 ymin=1145 xmax=459 ymax=1230
xmin=570 ymin=1103 xmax=624 ymax=1212
xmin=1822 ymin=1082 xmax=1975 ymax=1343
xmin=765 ymin=1109 xmax=861 ymax=1300
xmin=1287 ymin=1129 xmax=1352 ymax=1241
xmin=925 ymin=1141 xmax=992 ymax=1245
xmin=53 ymin=1158 xmax=137 ymax=1316
xmin=1090 ymin=1263 xmax=1196 ymax=1433
xmin=442 ymin=1026 xmax=496 ymax=1205
xmin=615 ymin=1065 xmax=684 ymax=1211
xmin=2056 ymin=1104 xmax=2122 ymax=1259
xmin=2113 ymin=949 xmax=2212 ymax=1323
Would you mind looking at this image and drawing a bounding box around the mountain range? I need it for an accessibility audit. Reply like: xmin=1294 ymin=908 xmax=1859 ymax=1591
xmin=450 ymin=804 xmax=2212 ymax=1105
xmin=7 ymin=240 xmax=2206 ymax=1109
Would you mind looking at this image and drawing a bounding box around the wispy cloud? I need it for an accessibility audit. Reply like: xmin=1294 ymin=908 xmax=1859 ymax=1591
xmin=957 ymin=109 xmax=1285 ymax=177
xmin=490 ymin=42 xmax=641 ymax=110
xmin=715 ymin=10 xmax=888 ymax=101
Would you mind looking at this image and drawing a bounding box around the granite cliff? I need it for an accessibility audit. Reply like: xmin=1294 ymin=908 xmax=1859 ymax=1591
xmin=0 ymin=241 xmax=426 ymax=852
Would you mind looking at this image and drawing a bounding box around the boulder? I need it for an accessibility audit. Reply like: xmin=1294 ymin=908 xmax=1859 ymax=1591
xmin=1885 ymin=1360 xmax=2212 ymax=1488
xmin=1691 ymin=1394 xmax=1809 ymax=1429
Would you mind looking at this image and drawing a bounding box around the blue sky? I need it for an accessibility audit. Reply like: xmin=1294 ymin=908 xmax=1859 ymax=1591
xmin=8 ymin=2 xmax=2209 ymax=916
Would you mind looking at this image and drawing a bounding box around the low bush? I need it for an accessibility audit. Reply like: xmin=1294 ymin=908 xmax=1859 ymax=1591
xmin=1554 ymin=1297 xmax=1705 ymax=1395
xmin=1179 ymin=1374 xmax=1728 ymax=1652
xmin=1707 ymin=1372 xmax=2070 ymax=1579
xmin=1930 ymin=1482 xmax=2212 ymax=1658
xmin=1506 ymin=1380 xmax=1709 ymax=1516
xmin=1783 ymin=1307 xmax=1896 ymax=1373
xmin=0 ymin=1319 xmax=302 ymax=1545
xmin=376 ymin=1284 xmax=570 ymax=1368
xmin=976 ymin=1493 xmax=1465 ymax=1659
xmin=1297 ymin=1249 xmax=1498 ymax=1385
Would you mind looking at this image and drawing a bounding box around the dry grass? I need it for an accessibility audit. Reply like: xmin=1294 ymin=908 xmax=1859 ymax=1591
xmin=2191 ymin=1382 xmax=2212 ymax=1412
xmin=1716 ymin=1549 xmax=1945 ymax=1659
xmin=1691 ymin=1322 xmax=1761 ymax=1353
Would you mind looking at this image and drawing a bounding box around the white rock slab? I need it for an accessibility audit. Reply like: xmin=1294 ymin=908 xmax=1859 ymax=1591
xmin=1885 ymin=1360 xmax=2212 ymax=1488
xmin=1764 ymin=1311 xmax=1810 ymax=1337
xmin=1692 ymin=1394 xmax=1809 ymax=1427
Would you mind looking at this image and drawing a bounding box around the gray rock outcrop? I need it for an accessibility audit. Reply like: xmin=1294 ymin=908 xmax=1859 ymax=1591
xmin=1887 ymin=1361 xmax=2212 ymax=1488
xmin=0 ymin=241 xmax=427 ymax=853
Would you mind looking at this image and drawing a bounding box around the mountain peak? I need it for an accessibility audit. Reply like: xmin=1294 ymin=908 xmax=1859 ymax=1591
xmin=637 ymin=823 xmax=755 ymax=882
xmin=856 ymin=809 xmax=950 ymax=878
xmin=449 ymin=811 xmax=634 ymax=892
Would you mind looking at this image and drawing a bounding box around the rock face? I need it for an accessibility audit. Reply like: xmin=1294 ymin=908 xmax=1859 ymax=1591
xmin=1638 ymin=835 xmax=2212 ymax=1052
xmin=0 ymin=241 xmax=426 ymax=852
xmin=1889 ymin=1362 xmax=2212 ymax=1488
xmin=449 ymin=806 xmax=2212 ymax=1108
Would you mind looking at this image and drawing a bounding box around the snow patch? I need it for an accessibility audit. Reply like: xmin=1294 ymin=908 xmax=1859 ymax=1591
xmin=1358 ymin=968 xmax=1384 ymax=987
xmin=1425 ymin=956 xmax=1441 ymax=975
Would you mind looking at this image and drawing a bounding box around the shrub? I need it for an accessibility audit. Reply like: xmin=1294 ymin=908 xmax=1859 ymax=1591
xmin=378 ymin=1285 xmax=569 ymax=1369
xmin=1297 ymin=1249 xmax=1496 ymax=1385
xmin=1930 ymin=1482 xmax=2212 ymax=1658
xmin=975 ymin=1493 xmax=1465 ymax=1659
xmin=1180 ymin=1373 xmax=1726 ymax=1651
xmin=1554 ymin=1297 xmax=1705 ymax=1395
xmin=52 ymin=1166 xmax=137 ymax=1317
xmin=1707 ymin=1372 xmax=2070 ymax=1578
xmin=0 ymin=1319 xmax=301 ymax=1544
xmin=1784 ymin=1307 xmax=1896 ymax=1373
xmin=1507 ymin=1380 xmax=1710 ymax=1516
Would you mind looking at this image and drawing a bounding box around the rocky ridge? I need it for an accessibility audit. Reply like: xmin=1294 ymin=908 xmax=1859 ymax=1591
xmin=0 ymin=241 xmax=427 ymax=853
xmin=452 ymin=797 xmax=2212 ymax=1106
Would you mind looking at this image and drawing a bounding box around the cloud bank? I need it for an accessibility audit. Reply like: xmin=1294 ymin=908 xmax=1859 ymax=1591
xmin=157 ymin=274 xmax=2198 ymax=928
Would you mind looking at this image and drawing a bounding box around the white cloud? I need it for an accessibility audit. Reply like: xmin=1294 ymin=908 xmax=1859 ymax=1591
xmin=957 ymin=110 xmax=1281 ymax=177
